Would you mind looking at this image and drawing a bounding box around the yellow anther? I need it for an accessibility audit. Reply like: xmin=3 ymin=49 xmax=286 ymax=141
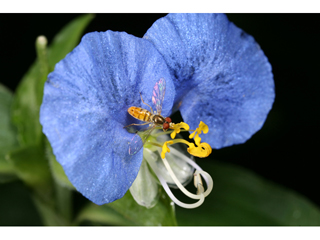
xmin=169 ymin=122 xmax=190 ymax=139
xmin=194 ymin=172 xmax=204 ymax=195
xmin=187 ymin=142 xmax=212 ymax=158
xmin=199 ymin=121 xmax=209 ymax=133
xmin=189 ymin=121 xmax=209 ymax=145
xmin=161 ymin=141 xmax=173 ymax=159
xmin=159 ymin=121 xmax=212 ymax=159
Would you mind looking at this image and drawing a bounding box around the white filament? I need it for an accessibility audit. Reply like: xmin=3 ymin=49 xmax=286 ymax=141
xmin=160 ymin=148 xmax=213 ymax=199
xmin=144 ymin=148 xmax=214 ymax=209
xmin=152 ymin=161 xmax=205 ymax=209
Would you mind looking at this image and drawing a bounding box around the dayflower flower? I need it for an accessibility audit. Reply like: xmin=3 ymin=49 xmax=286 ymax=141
xmin=40 ymin=14 xmax=274 ymax=209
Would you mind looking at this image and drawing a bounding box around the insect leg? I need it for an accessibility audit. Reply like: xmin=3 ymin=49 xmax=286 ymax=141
xmin=128 ymin=125 xmax=155 ymax=155
xmin=140 ymin=92 xmax=154 ymax=113
xmin=123 ymin=122 xmax=150 ymax=129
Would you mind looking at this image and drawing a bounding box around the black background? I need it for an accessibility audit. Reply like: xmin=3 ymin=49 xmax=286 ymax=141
xmin=0 ymin=14 xmax=319 ymax=224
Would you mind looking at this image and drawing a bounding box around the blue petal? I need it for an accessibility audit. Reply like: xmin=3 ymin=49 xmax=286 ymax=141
xmin=40 ymin=31 xmax=175 ymax=205
xmin=144 ymin=14 xmax=275 ymax=148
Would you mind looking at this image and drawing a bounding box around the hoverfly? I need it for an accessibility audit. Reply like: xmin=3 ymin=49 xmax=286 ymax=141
xmin=124 ymin=78 xmax=173 ymax=155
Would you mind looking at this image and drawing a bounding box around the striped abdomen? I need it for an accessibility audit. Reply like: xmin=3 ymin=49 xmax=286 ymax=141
xmin=128 ymin=107 xmax=152 ymax=122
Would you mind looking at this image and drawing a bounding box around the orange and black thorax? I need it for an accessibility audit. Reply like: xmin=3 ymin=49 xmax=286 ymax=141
xmin=151 ymin=115 xmax=166 ymax=125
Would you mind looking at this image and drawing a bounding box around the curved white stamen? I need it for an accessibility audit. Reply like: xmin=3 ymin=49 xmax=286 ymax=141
xmin=144 ymin=148 xmax=214 ymax=209
xmin=168 ymin=148 xmax=213 ymax=197
xmin=146 ymin=157 xmax=205 ymax=209
xmin=161 ymin=155 xmax=206 ymax=200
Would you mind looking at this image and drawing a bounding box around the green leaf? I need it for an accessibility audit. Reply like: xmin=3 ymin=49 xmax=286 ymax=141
xmin=0 ymin=84 xmax=18 ymax=183
xmin=76 ymin=202 xmax=134 ymax=226
xmin=0 ymin=172 xmax=17 ymax=183
xmin=175 ymin=160 xmax=320 ymax=226
xmin=45 ymin=138 xmax=74 ymax=189
xmin=45 ymin=139 xmax=74 ymax=224
xmin=77 ymin=189 xmax=177 ymax=226
xmin=11 ymin=56 xmax=47 ymax=147
xmin=31 ymin=194 xmax=70 ymax=226
xmin=11 ymin=14 xmax=94 ymax=147
xmin=47 ymin=14 xmax=95 ymax=70
xmin=6 ymin=145 xmax=75 ymax=225
xmin=6 ymin=145 xmax=53 ymax=200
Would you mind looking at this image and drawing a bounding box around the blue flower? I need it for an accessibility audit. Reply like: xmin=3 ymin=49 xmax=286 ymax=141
xmin=40 ymin=14 xmax=274 ymax=207
xmin=144 ymin=14 xmax=274 ymax=149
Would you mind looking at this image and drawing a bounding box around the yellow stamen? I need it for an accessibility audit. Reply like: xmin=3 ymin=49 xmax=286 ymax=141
xmin=189 ymin=121 xmax=209 ymax=145
xmin=160 ymin=121 xmax=212 ymax=159
xmin=169 ymin=122 xmax=190 ymax=139
xmin=161 ymin=139 xmax=212 ymax=159
xmin=187 ymin=142 xmax=212 ymax=158
xmin=161 ymin=141 xmax=173 ymax=159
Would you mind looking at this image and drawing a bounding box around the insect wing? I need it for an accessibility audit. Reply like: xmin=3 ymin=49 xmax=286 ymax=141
xmin=128 ymin=125 xmax=155 ymax=155
xmin=152 ymin=78 xmax=166 ymax=115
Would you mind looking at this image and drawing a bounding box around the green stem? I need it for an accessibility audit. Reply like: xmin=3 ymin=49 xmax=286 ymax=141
xmin=31 ymin=183 xmax=73 ymax=226
xmin=32 ymin=194 xmax=66 ymax=226
xmin=35 ymin=35 xmax=49 ymax=112
xmin=55 ymin=181 xmax=73 ymax=224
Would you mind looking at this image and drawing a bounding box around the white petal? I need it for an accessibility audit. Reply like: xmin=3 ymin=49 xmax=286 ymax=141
xmin=129 ymin=159 xmax=159 ymax=209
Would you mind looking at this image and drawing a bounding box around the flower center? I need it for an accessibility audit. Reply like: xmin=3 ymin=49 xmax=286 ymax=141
xmin=143 ymin=121 xmax=214 ymax=209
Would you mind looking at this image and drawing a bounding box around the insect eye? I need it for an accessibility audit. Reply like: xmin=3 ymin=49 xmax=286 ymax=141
xmin=165 ymin=117 xmax=172 ymax=123
xmin=163 ymin=122 xmax=169 ymax=130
